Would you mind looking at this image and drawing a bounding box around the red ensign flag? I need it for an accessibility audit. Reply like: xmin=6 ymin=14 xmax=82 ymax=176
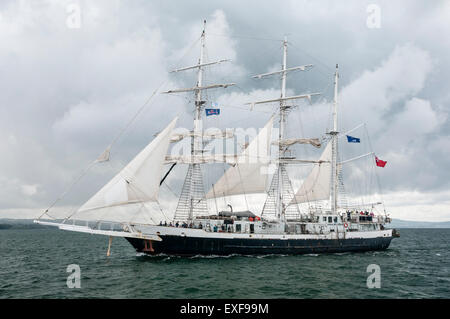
xmin=375 ymin=156 xmax=387 ymax=168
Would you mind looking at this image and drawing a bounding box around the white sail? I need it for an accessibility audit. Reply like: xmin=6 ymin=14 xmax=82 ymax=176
xmin=73 ymin=201 xmax=167 ymax=225
xmin=205 ymin=117 xmax=274 ymax=199
xmin=170 ymin=129 xmax=234 ymax=143
xmin=77 ymin=117 xmax=178 ymax=216
xmin=165 ymin=154 xmax=240 ymax=164
xmin=290 ymin=142 xmax=332 ymax=204
xmin=272 ymin=138 xmax=321 ymax=148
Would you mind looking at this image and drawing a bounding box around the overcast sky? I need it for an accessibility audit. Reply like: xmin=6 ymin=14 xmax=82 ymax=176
xmin=0 ymin=0 xmax=449 ymax=221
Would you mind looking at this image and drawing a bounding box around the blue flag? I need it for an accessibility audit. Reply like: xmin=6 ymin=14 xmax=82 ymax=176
xmin=346 ymin=135 xmax=360 ymax=143
xmin=205 ymin=108 xmax=220 ymax=116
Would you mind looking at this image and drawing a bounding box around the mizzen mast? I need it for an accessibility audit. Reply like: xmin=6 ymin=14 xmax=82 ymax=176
xmin=330 ymin=64 xmax=339 ymax=215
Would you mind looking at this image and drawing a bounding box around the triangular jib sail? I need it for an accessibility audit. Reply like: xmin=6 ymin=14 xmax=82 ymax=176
xmin=290 ymin=142 xmax=332 ymax=204
xmin=75 ymin=117 xmax=178 ymax=222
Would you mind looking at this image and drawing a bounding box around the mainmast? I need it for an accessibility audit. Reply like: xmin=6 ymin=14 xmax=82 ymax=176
xmin=279 ymin=37 xmax=288 ymax=142
xmin=193 ymin=21 xmax=206 ymax=158
xmin=251 ymin=36 xmax=319 ymax=222
xmin=278 ymin=37 xmax=288 ymax=222
xmin=330 ymin=64 xmax=339 ymax=214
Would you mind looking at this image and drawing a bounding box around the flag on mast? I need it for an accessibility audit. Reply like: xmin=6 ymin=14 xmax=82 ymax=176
xmin=206 ymin=103 xmax=220 ymax=116
xmin=346 ymin=135 xmax=360 ymax=143
xmin=205 ymin=108 xmax=220 ymax=116
xmin=375 ymin=156 xmax=387 ymax=167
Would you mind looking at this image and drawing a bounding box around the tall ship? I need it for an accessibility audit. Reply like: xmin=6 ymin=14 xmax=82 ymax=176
xmin=36 ymin=21 xmax=399 ymax=256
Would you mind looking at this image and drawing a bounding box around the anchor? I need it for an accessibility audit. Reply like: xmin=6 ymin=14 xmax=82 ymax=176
xmin=143 ymin=239 xmax=155 ymax=253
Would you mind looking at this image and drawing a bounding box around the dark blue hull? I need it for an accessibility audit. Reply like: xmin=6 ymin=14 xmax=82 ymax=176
xmin=126 ymin=235 xmax=393 ymax=256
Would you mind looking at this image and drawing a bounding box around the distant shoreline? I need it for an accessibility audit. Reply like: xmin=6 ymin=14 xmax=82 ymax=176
xmin=0 ymin=223 xmax=53 ymax=230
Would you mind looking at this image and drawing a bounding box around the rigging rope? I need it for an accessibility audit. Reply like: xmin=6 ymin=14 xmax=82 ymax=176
xmin=364 ymin=124 xmax=387 ymax=214
xmin=38 ymin=160 xmax=97 ymax=220
xmin=208 ymin=33 xmax=282 ymax=42
xmin=40 ymin=35 xmax=203 ymax=219
xmin=236 ymin=164 xmax=250 ymax=212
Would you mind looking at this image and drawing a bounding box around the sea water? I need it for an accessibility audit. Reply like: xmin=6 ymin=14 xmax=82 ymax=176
xmin=0 ymin=228 xmax=449 ymax=298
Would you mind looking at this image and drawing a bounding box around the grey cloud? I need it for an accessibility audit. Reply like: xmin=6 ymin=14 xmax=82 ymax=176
xmin=0 ymin=0 xmax=449 ymax=221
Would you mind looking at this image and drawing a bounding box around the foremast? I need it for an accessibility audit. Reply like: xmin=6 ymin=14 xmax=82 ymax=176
xmin=187 ymin=20 xmax=206 ymax=223
xmin=193 ymin=21 xmax=206 ymax=158
xmin=163 ymin=20 xmax=235 ymax=222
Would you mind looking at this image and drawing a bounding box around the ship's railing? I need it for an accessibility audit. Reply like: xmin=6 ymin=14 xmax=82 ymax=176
xmin=56 ymin=219 xmax=127 ymax=231
xmin=342 ymin=213 xmax=390 ymax=224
